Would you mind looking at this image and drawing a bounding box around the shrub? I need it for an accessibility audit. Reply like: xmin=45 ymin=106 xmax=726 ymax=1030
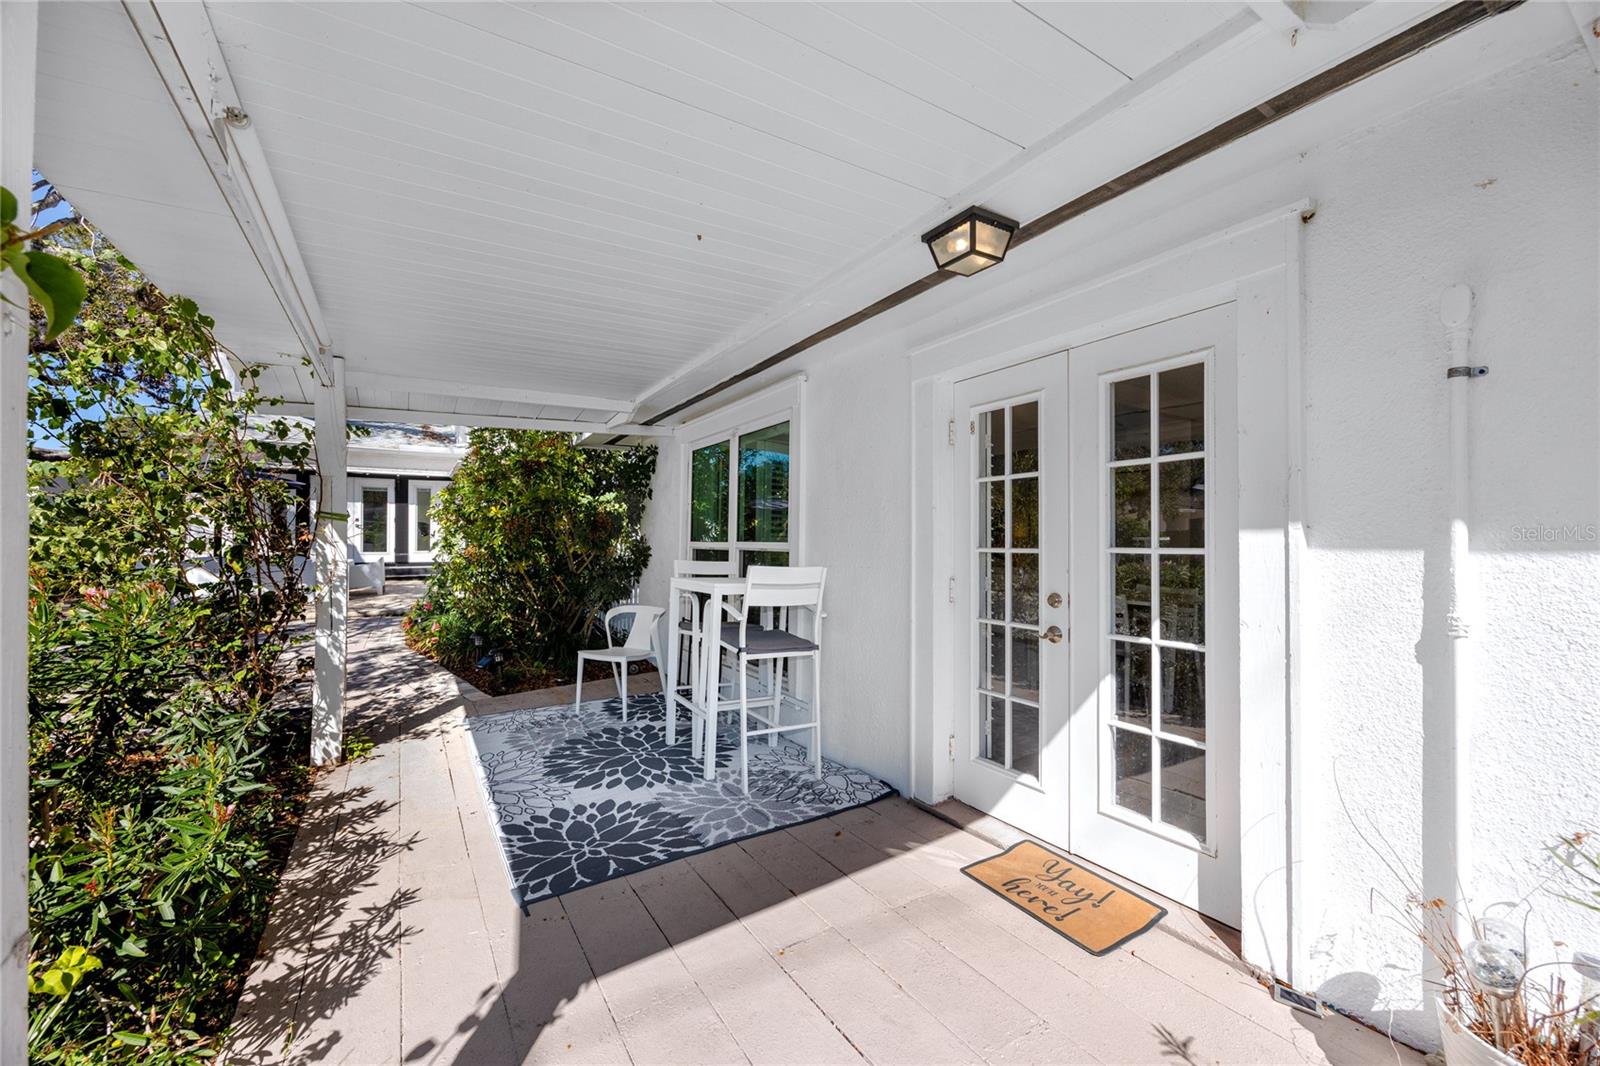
xmin=405 ymin=429 xmax=656 ymax=693
xmin=26 ymin=214 xmax=312 ymax=1062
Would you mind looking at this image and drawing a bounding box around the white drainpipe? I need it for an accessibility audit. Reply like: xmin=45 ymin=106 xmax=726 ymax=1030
xmin=1440 ymin=284 xmax=1486 ymax=933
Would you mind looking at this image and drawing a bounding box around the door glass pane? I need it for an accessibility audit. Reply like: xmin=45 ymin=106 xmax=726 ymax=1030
xmin=739 ymin=549 xmax=789 ymax=573
xmin=1010 ymin=553 xmax=1038 ymax=625
xmin=1011 ymin=402 xmax=1039 ymax=474
xmin=1159 ymin=556 xmax=1204 ymax=644
xmin=1012 ymin=701 xmax=1039 ymax=777
xmin=982 ymin=482 xmax=1005 ymax=548
xmin=1159 ymin=648 xmax=1206 ymax=741
xmin=414 ymin=487 xmax=433 ymax=553
xmin=1158 ymin=459 xmax=1205 ymax=548
xmin=1112 ymin=728 xmax=1152 ymax=818
xmin=1159 ymin=741 xmax=1206 ymax=841
xmin=1113 ymin=555 xmax=1151 ymax=637
xmin=979 ymin=408 xmax=1005 ymax=477
xmin=978 ymin=624 xmax=1005 ymax=693
xmin=1112 ymin=642 xmax=1152 ymax=729
xmin=690 ymin=441 xmax=730 ymax=543
xmin=1010 ymin=628 xmax=1039 ymax=703
xmin=1112 ymin=466 xmax=1151 ymax=547
xmin=1011 ymin=477 xmax=1038 ymax=549
xmin=361 ymin=487 xmax=387 ymax=553
xmin=980 ymin=552 xmax=1005 ymax=620
xmin=692 ymin=548 xmax=730 ymax=561
xmin=981 ymin=695 xmax=1005 ymax=764
xmin=1112 ymin=377 xmax=1151 ymax=460
xmin=1158 ymin=363 xmax=1205 ymax=455
xmin=739 ymin=421 xmax=789 ymax=543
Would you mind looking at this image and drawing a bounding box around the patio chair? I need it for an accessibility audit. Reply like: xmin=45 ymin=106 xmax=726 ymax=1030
xmin=667 ymin=558 xmax=738 ymax=744
xmin=716 ymin=566 xmax=827 ymax=794
xmin=575 ymin=604 xmax=666 ymax=722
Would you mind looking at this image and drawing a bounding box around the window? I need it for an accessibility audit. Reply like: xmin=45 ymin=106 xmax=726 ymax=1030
xmin=688 ymin=420 xmax=792 ymax=571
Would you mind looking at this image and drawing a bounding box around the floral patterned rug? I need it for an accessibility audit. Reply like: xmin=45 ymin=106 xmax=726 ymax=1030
xmin=464 ymin=692 xmax=893 ymax=909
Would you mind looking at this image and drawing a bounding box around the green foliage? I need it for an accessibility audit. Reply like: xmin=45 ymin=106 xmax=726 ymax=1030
xmin=405 ymin=430 xmax=656 ymax=693
xmin=1551 ymin=831 xmax=1600 ymax=914
xmin=27 ymin=219 xmax=313 ymax=1063
xmin=2 ymin=184 xmax=86 ymax=340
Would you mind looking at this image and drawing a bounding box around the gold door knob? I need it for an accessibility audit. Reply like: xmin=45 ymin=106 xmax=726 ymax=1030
xmin=1039 ymin=625 xmax=1064 ymax=644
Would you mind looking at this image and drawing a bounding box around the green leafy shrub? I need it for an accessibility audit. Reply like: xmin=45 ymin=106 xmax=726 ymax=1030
xmin=25 ymin=210 xmax=313 ymax=1062
xmin=405 ymin=429 xmax=656 ymax=693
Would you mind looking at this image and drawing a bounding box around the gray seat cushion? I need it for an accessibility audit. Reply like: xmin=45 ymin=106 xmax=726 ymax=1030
xmin=719 ymin=623 xmax=818 ymax=655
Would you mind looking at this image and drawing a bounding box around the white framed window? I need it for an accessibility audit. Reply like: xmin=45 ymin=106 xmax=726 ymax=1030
xmin=686 ymin=418 xmax=793 ymax=572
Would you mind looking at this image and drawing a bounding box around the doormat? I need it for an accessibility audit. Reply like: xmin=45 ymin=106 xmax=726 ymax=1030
xmin=465 ymin=692 xmax=892 ymax=910
xmin=961 ymin=840 xmax=1166 ymax=955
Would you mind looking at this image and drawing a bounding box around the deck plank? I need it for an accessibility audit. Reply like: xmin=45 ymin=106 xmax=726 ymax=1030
xmin=561 ymin=879 xmax=748 ymax=1065
xmin=627 ymin=858 xmax=862 ymax=1064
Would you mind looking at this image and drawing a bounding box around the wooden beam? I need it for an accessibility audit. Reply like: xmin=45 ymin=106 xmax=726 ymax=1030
xmin=121 ymin=1 xmax=335 ymax=380
xmin=0 ymin=5 xmax=35 ymax=1055
xmin=311 ymin=357 xmax=347 ymax=766
xmin=274 ymin=401 xmax=673 ymax=437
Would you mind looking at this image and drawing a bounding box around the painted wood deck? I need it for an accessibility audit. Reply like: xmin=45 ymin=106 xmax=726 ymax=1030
xmin=227 ymin=616 xmax=1420 ymax=1066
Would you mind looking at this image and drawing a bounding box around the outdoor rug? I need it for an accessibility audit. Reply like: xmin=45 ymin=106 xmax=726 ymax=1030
xmin=962 ymin=840 xmax=1167 ymax=955
xmin=465 ymin=692 xmax=893 ymax=909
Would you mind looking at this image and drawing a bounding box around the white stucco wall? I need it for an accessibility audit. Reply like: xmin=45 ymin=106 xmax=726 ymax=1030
xmin=637 ymin=42 xmax=1599 ymax=1044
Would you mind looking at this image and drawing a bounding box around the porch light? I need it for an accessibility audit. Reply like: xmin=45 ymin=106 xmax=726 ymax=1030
xmin=921 ymin=207 xmax=1018 ymax=276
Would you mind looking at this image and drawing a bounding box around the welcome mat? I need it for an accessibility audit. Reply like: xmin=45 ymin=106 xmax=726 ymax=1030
xmin=962 ymin=840 xmax=1166 ymax=955
xmin=465 ymin=692 xmax=892 ymax=909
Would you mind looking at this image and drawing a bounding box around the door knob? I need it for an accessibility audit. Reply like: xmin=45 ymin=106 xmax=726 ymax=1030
xmin=1047 ymin=592 xmax=1063 ymax=609
xmin=1039 ymin=625 xmax=1064 ymax=644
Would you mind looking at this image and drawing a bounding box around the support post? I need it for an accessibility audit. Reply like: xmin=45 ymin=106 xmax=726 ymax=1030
xmin=1 ymin=4 xmax=38 ymax=1057
xmin=312 ymin=356 xmax=348 ymax=766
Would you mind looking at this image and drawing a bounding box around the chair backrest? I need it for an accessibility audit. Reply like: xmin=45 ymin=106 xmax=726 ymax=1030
xmin=604 ymin=604 xmax=666 ymax=652
xmin=674 ymin=558 xmax=736 ymax=578
xmin=741 ymin=566 xmax=826 ymax=612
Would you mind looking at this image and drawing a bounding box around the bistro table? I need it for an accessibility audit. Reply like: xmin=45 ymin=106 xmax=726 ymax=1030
xmin=665 ymin=574 xmax=745 ymax=781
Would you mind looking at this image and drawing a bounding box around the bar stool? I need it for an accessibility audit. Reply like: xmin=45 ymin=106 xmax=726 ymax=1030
xmin=666 ymin=559 xmax=736 ymax=748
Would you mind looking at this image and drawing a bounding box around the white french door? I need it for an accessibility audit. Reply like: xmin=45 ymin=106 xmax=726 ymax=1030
xmin=950 ymin=304 xmax=1241 ymax=927
xmin=953 ymin=356 xmax=1070 ymax=846
xmin=407 ymin=480 xmax=448 ymax=562
xmin=347 ymin=479 xmax=394 ymax=563
xmin=1067 ymin=304 xmax=1240 ymax=926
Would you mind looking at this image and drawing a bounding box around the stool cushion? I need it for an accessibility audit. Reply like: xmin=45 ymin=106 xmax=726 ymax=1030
xmin=719 ymin=623 xmax=818 ymax=655
xmin=579 ymin=647 xmax=656 ymax=662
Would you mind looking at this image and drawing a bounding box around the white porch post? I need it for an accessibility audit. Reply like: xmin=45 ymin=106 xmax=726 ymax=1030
xmin=311 ymin=356 xmax=348 ymax=766
xmin=1 ymin=3 xmax=38 ymax=1058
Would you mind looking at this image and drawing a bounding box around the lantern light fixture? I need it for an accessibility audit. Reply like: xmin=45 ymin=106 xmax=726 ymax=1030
xmin=921 ymin=207 xmax=1018 ymax=276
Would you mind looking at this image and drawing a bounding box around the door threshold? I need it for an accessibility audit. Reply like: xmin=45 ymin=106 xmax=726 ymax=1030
xmin=915 ymin=797 xmax=1253 ymax=972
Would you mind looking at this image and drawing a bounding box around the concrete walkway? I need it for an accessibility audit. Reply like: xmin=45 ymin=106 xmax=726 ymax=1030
xmin=227 ymin=617 xmax=1420 ymax=1066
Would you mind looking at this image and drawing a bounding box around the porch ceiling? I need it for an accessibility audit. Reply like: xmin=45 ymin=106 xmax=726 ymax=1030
xmin=29 ymin=1 xmax=1569 ymax=432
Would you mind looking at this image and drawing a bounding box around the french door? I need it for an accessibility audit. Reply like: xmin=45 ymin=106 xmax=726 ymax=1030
xmin=953 ymin=304 xmax=1241 ymax=926
xmin=407 ymin=480 xmax=448 ymax=563
xmin=953 ymin=355 xmax=1070 ymax=845
xmin=347 ymin=479 xmax=394 ymax=562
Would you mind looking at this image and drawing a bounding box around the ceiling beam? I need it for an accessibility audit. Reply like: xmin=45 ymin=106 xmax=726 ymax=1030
xmin=340 ymin=370 xmax=634 ymax=414
xmin=272 ymin=402 xmax=673 ymax=437
xmin=122 ymin=0 xmax=335 ymax=380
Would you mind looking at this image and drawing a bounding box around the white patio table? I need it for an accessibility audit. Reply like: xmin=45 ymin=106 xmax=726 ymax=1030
xmin=665 ymin=574 xmax=745 ymax=781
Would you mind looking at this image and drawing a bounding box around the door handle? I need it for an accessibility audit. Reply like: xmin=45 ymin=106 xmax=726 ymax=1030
xmin=1039 ymin=625 xmax=1064 ymax=644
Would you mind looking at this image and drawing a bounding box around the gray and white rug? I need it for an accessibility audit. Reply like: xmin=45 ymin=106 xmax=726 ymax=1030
xmin=465 ymin=692 xmax=892 ymax=909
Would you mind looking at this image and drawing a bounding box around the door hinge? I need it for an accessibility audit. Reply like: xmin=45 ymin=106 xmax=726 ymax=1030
xmin=947 ymin=576 xmax=956 ymax=604
xmin=947 ymin=418 xmax=956 ymax=446
xmin=969 ymin=420 xmax=976 ymax=435
xmin=948 ymin=734 xmax=956 ymax=762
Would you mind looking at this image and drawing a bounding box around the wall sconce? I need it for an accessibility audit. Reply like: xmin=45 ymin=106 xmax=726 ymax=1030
xmin=921 ymin=207 xmax=1018 ymax=276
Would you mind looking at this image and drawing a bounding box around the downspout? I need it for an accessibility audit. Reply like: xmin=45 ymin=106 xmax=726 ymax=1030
xmin=1440 ymin=283 xmax=1486 ymax=933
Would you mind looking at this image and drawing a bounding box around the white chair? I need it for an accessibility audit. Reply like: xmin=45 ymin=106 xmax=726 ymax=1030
xmin=575 ymin=604 xmax=666 ymax=721
xmin=716 ymin=566 xmax=827 ymax=793
xmin=666 ymin=559 xmax=738 ymax=746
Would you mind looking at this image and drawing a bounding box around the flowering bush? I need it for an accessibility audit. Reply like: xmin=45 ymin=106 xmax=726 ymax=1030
xmin=404 ymin=430 xmax=655 ymax=694
xmin=26 ymin=211 xmax=312 ymax=1062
